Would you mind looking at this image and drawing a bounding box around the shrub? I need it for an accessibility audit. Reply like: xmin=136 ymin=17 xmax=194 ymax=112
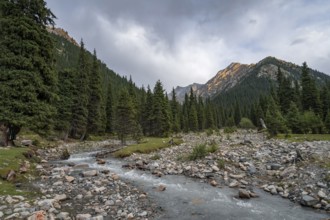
xmin=188 ymin=144 xmax=207 ymax=160
xmin=217 ymin=159 xmax=225 ymax=169
xmin=206 ymin=129 xmax=213 ymax=136
xmin=239 ymin=118 xmax=255 ymax=129
xmin=224 ymin=127 xmax=237 ymax=133
xmin=150 ymin=154 xmax=161 ymax=160
xmin=207 ymin=143 xmax=218 ymax=153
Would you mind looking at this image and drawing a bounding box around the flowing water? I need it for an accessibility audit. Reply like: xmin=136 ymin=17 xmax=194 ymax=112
xmin=66 ymin=152 xmax=329 ymax=220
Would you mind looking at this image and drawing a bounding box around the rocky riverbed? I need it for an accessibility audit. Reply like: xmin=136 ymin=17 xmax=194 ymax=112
xmin=0 ymin=131 xmax=329 ymax=219
xmin=123 ymin=131 xmax=330 ymax=212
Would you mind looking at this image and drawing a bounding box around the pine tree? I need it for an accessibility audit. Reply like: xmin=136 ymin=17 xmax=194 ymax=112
xmin=170 ymin=88 xmax=180 ymax=133
xmin=197 ymin=96 xmax=205 ymax=131
xmin=86 ymin=50 xmax=102 ymax=136
xmin=234 ymin=100 xmax=241 ymax=126
xmin=115 ymin=88 xmax=137 ymax=144
xmin=141 ymin=86 xmax=153 ymax=135
xmin=265 ymin=96 xmax=287 ymax=136
xmin=70 ymin=39 xmax=90 ymax=139
xmin=286 ymin=102 xmax=301 ymax=134
xmin=324 ymin=111 xmax=330 ymax=133
xmin=55 ymin=69 xmax=76 ymax=140
xmin=320 ymin=86 xmax=330 ymax=121
xmin=301 ymin=62 xmax=321 ymax=114
xmin=0 ymin=0 xmax=57 ymax=145
xmin=105 ymin=82 xmax=114 ymax=133
xmin=151 ymin=80 xmax=171 ymax=136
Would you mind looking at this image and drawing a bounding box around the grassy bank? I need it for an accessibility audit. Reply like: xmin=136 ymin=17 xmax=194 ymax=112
xmin=0 ymin=147 xmax=39 ymax=197
xmin=113 ymin=137 xmax=183 ymax=158
xmin=276 ymin=134 xmax=330 ymax=142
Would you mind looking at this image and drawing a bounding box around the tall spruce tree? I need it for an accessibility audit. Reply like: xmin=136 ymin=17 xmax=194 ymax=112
xmin=105 ymin=82 xmax=114 ymax=133
xmin=170 ymin=88 xmax=180 ymax=133
xmin=86 ymin=50 xmax=102 ymax=136
xmin=55 ymin=69 xmax=76 ymax=140
xmin=141 ymin=86 xmax=153 ymax=135
xmin=151 ymin=80 xmax=171 ymax=136
xmin=265 ymin=96 xmax=287 ymax=136
xmin=70 ymin=39 xmax=90 ymax=139
xmin=0 ymin=0 xmax=57 ymax=145
xmin=115 ymin=88 xmax=137 ymax=144
xmin=301 ymin=62 xmax=321 ymax=114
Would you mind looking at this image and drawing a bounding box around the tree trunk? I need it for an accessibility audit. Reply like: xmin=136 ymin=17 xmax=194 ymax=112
xmin=0 ymin=123 xmax=20 ymax=146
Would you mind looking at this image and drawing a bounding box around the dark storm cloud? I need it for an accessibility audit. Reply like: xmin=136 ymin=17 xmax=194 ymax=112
xmin=46 ymin=0 xmax=330 ymax=91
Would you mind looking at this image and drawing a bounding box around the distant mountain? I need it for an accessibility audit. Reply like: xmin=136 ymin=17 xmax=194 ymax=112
xmin=173 ymin=56 xmax=330 ymax=106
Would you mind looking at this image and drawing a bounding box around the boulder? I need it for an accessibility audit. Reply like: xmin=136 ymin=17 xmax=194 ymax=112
xmin=229 ymin=180 xmax=239 ymax=188
xmin=301 ymin=195 xmax=319 ymax=207
xmin=96 ymin=159 xmax=106 ymax=165
xmin=21 ymin=140 xmax=33 ymax=146
xmin=65 ymin=175 xmax=75 ymax=183
xmin=210 ymin=180 xmax=218 ymax=187
xmin=82 ymin=170 xmax=98 ymax=177
xmin=54 ymin=194 xmax=68 ymax=202
xmin=27 ymin=211 xmax=47 ymax=220
xmin=317 ymin=190 xmax=327 ymax=199
xmin=238 ymin=189 xmax=251 ymax=199
xmin=157 ymin=184 xmax=166 ymax=191
xmin=229 ymin=173 xmax=245 ymax=179
xmin=270 ymin=164 xmax=281 ymax=170
xmin=76 ymin=214 xmax=92 ymax=220
xmin=6 ymin=170 xmax=16 ymax=181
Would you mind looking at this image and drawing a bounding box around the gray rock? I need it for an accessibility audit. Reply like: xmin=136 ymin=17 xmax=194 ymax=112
xmin=92 ymin=216 xmax=104 ymax=220
xmin=82 ymin=170 xmax=98 ymax=177
xmin=317 ymin=190 xmax=326 ymax=199
xmin=21 ymin=140 xmax=33 ymax=146
xmin=0 ymin=211 xmax=3 ymax=218
xmin=138 ymin=211 xmax=148 ymax=217
xmin=238 ymin=189 xmax=251 ymax=199
xmin=76 ymin=214 xmax=92 ymax=220
xmin=4 ymin=213 xmax=20 ymax=219
xmin=229 ymin=180 xmax=239 ymax=188
xmin=270 ymin=164 xmax=281 ymax=170
xmin=301 ymin=195 xmax=319 ymax=207
xmin=247 ymin=165 xmax=257 ymax=175
xmin=54 ymin=194 xmax=68 ymax=202
xmin=37 ymin=199 xmax=54 ymax=210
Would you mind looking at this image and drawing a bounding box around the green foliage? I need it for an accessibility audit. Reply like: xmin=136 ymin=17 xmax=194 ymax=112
xmin=150 ymin=154 xmax=161 ymax=160
xmin=239 ymin=118 xmax=255 ymax=129
xmin=217 ymin=159 xmax=225 ymax=169
xmin=285 ymin=102 xmax=301 ymax=134
xmin=188 ymin=144 xmax=207 ymax=161
xmin=265 ymin=97 xmax=287 ymax=136
xmin=113 ymin=137 xmax=182 ymax=158
xmin=206 ymin=129 xmax=213 ymax=136
xmin=300 ymin=111 xmax=324 ymax=134
xmin=325 ymin=111 xmax=330 ymax=133
xmin=0 ymin=0 xmax=57 ymax=144
xmin=207 ymin=143 xmax=218 ymax=153
xmin=224 ymin=127 xmax=237 ymax=133
xmin=115 ymin=88 xmax=139 ymax=144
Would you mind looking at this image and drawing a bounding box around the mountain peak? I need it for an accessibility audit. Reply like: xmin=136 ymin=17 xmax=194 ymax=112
xmin=47 ymin=27 xmax=79 ymax=47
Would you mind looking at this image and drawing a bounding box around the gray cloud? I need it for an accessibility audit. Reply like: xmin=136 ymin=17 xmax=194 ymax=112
xmin=46 ymin=0 xmax=330 ymax=91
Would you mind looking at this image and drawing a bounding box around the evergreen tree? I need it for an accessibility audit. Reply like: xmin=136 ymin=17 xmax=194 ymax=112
xmin=265 ymin=96 xmax=287 ymax=136
xmin=320 ymin=86 xmax=330 ymax=120
xmin=197 ymin=96 xmax=205 ymax=131
xmin=151 ymin=80 xmax=171 ymax=136
xmin=188 ymin=88 xmax=198 ymax=131
xmin=286 ymin=102 xmax=301 ymax=134
xmin=70 ymin=39 xmax=90 ymax=139
xmin=55 ymin=69 xmax=75 ymax=139
xmin=301 ymin=110 xmax=324 ymax=134
xmin=234 ymin=100 xmax=241 ymax=125
xmin=105 ymin=82 xmax=114 ymax=133
xmin=0 ymin=0 xmax=57 ymax=145
xmin=301 ymin=62 xmax=321 ymax=114
xmin=141 ymin=86 xmax=153 ymax=135
xmin=324 ymin=111 xmax=330 ymax=133
xmin=86 ymin=49 xmax=102 ymax=136
xmin=204 ymin=98 xmax=215 ymax=129
xmin=170 ymin=88 xmax=180 ymax=133
xmin=115 ymin=88 xmax=137 ymax=144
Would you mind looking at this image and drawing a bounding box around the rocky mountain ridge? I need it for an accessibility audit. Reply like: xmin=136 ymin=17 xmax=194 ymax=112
xmin=173 ymin=56 xmax=330 ymax=102
xmin=47 ymin=27 xmax=79 ymax=47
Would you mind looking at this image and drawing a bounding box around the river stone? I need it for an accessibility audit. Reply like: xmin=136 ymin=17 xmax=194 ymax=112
xmin=270 ymin=164 xmax=281 ymax=170
xmin=210 ymin=180 xmax=218 ymax=187
xmin=21 ymin=140 xmax=33 ymax=146
xmin=82 ymin=170 xmax=98 ymax=177
xmin=57 ymin=212 xmax=70 ymax=219
xmin=211 ymin=165 xmax=219 ymax=172
xmin=238 ymin=189 xmax=251 ymax=199
xmin=157 ymin=184 xmax=166 ymax=191
xmin=0 ymin=212 xmax=3 ymax=218
xmin=76 ymin=214 xmax=92 ymax=220
xmin=280 ymin=166 xmax=296 ymax=178
xmin=65 ymin=175 xmax=75 ymax=183
xmin=138 ymin=211 xmax=148 ymax=217
xmin=301 ymin=195 xmax=319 ymax=207
xmin=247 ymin=165 xmax=257 ymax=175
xmin=127 ymin=213 xmax=134 ymax=219
xmin=4 ymin=213 xmax=19 ymax=219
xmin=229 ymin=180 xmax=239 ymax=188
xmin=92 ymin=216 xmax=104 ymax=220
xmin=74 ymin=164 xmax=89 ymax=169
xmin=229 ymin=173 xmax=245 ymax=179
xmin=38 ymin=199 xmax=54 ymax=210
xmin=317 ymin=190 xmax=326 ymax=199
xmin=97 ymin=159 xmax=106 ymax=165
xmin=54 ymin=194 xmax=67 ymax=202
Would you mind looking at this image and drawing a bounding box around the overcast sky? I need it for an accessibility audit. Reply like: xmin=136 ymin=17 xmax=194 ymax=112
xmin=46 ymin=0 xmax=330 ymax=91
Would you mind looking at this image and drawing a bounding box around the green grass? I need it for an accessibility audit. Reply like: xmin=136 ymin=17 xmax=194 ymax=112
xmin=188 ymin=144 xmax=207 ymax=161
xmin=276 ymin=133 xmax=330 ymax=142
xmin=0 ymin=147 xmax=39 ymax=197
xmin=113 ymin=137 xmax=183 ymax=158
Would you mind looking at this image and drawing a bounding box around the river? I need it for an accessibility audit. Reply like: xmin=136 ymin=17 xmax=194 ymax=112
xmin=65 ymin=151 xmax=329 ymax=220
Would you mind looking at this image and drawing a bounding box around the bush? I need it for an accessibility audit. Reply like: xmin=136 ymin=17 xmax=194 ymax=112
xmin=217 ymin=159 xmax=225 ymax=169
xmin=150 ymin=154 xmax=161 ymax=160
xmin=239 ymin=118 xmax=255 ymax=129
xmin=207 ymin=143 xmax=218 ymax=153
xmin=206 ymin=129 xmax=213 ymax=136
xmin=224 ymin=127 xmax=237 ymax=133
xmin=188 ymin=144 xmax=207 ymax=160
